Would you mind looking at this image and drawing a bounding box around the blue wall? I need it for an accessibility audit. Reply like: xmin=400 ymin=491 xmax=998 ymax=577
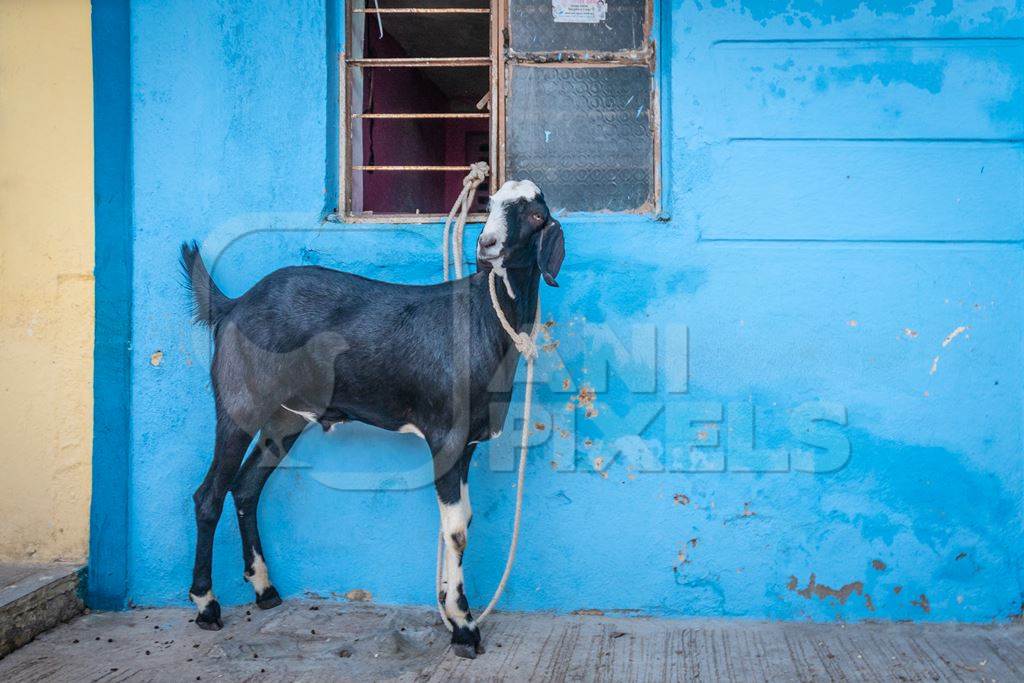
xmin=100 ymin=0 xmax=1024 ymax=621
xmin=90 ymin=0 xmax=133 ymax=610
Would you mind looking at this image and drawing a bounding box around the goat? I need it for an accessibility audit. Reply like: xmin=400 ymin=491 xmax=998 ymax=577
xmin=180 ymin=180 xmax=564 ymax=658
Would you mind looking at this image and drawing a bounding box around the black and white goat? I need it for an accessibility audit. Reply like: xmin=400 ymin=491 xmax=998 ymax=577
xmin=180 ymin=180 xmax=564 ymax=658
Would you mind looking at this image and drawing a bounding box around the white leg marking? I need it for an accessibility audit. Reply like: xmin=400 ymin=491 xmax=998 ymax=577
xmin=245 ymin=550 xmax=272 ymax=594
xmin=438 ymin=483 xmax=473 ymax=628
xmin=190 ymin=591 xmax=216 ymax=612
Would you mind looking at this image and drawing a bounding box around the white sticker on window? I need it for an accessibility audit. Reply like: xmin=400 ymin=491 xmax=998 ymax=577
xmin=552 ymin=0 xmax=607 ymax=23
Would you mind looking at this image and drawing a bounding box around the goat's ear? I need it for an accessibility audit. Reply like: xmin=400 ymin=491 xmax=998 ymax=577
xmin=536 ymin=221 xmax=565 ymax=287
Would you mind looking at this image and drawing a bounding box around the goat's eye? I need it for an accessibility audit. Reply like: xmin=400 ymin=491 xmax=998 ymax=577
xmin=530 ymin=212 xmax=544 ymax=226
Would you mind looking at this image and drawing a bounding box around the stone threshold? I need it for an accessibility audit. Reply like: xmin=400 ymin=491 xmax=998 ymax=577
xmin=0 ymin=562 xmax=86 ymax=658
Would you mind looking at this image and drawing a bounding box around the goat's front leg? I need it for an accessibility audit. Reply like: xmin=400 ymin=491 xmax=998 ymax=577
xmin=434 ymin=442 xmax=483 ymax=658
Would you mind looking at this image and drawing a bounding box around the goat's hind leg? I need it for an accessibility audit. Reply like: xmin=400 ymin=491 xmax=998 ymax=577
xmin=231 ymin=411 xmax=305 ymax=610
xmin=434 ymin=440 xmax=484 ymax=658
xmin=190 ymin=412 xmax=250 ymax=630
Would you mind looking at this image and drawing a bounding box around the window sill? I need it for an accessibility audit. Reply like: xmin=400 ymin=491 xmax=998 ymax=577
xmin=324 ymin=210 xmax=670 ymax=226
xmin=325 ymin=212 xmax=489 ymax=225
xmin=549 ymin=210 xmax=670 ymax=225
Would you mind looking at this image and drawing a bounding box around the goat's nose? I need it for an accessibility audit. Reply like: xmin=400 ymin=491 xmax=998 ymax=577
xmin=480 ymin=234 xmax=498 ymax=249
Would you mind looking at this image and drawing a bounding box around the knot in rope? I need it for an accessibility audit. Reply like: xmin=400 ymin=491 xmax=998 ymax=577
xmin=463 ymin=161 xmax=489 ymax=188
xmin=513 ymin=333 xmax=538 ymax=360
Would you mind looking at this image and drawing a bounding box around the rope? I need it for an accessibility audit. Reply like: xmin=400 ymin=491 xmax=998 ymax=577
xmin=442 ymin=161 xmax=489 ymax=281
xmin=435 ymin=165 xmax=539 ymax=630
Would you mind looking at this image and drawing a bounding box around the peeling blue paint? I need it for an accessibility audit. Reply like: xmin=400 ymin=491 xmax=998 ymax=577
xmin=91 ymin=0 xmax=1024 ymax=621
xmin=823 ymin=60 xmax=946 ymax=94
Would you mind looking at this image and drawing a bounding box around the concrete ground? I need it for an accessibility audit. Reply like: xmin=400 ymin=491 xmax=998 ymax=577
xmin=1 ymin=600 xmax=1022 ymax=682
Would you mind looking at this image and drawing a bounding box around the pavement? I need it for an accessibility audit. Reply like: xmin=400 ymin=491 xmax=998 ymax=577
xmin=1 ymin=599 xmax=1022 ymax=681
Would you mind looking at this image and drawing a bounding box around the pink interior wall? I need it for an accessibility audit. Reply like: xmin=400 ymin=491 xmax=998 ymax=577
xmin=443 ymin=120 xmax=489 ymax=210
xmin=359 ymin=28 xmax=490 ymax=214
xmin=360 ymin=29 xmax=445 ymax=213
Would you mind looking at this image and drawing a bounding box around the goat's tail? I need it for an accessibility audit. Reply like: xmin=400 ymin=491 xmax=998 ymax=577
xmin=180 ymin=241 xmax=234 ymax=327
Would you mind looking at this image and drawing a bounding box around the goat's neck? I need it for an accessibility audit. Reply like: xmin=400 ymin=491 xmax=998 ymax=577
xmin=492 ymin=265 xmax=541 ymax=336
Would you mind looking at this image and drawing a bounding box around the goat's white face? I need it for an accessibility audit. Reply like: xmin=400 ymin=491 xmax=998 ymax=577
xmin=476 ymin=179 xmax=542 ymax=266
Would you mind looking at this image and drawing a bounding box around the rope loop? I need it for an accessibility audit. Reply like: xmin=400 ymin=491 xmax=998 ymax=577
xmin=442 ymin=161 xmax=489 ymax=281
xmin=487 ymin=269 xmax=538 ymax=359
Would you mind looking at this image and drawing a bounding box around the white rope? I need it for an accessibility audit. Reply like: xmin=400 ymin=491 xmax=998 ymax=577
xmin=436 ymin=166 xmax=539 ymax=630
xmin=442 ymin=161 xmax=489 ymax=281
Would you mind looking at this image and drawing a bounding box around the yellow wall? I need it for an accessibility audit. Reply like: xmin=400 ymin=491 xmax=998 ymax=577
xmin=0 ymin=0 xmax=94 ymax=562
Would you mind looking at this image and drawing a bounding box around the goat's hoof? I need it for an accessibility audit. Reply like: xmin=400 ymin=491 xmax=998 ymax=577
xmin=450 ymin=624 xmax=483 ymax=658
xmin=195 ymin=602 xmax=223 ymax=630
xmin=452 ymin=643 xmax=478 ymax=659
xmin=256 ymin=587 xmax=282 ymax=610
xmin=193 ymin=602 xmax=224 ymax=634
xmin=196 ymin=616 xmax=223 ymax=631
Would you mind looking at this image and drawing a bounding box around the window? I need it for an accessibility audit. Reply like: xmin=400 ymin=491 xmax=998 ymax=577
xmin=341 ymin=0 xmax=657 ymax=220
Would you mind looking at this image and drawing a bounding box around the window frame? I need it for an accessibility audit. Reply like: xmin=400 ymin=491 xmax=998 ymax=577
xmin=338 ymin=0 xmax=659 ymax=222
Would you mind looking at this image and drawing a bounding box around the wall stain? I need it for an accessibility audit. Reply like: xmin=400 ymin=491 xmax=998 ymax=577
xmin=574 ymin=384 xmax=599 ymax=418
xmin=871 ymin=559 xmax=887 ymax=571
xmin=911 ymin=593 xmax=931 ymax=613
xmin=788 ymin=573 xmax=867 ymax=608
xmin=344 ymin=589 xmax=372 ymax=602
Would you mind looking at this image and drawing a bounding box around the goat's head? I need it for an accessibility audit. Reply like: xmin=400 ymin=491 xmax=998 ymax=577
xmin=476 ymin=180 xmax=565 ymax=287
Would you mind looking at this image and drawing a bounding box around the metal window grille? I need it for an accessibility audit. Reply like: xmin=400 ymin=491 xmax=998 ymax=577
xmin=340 ymin=0 xmax=658 ymax=220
